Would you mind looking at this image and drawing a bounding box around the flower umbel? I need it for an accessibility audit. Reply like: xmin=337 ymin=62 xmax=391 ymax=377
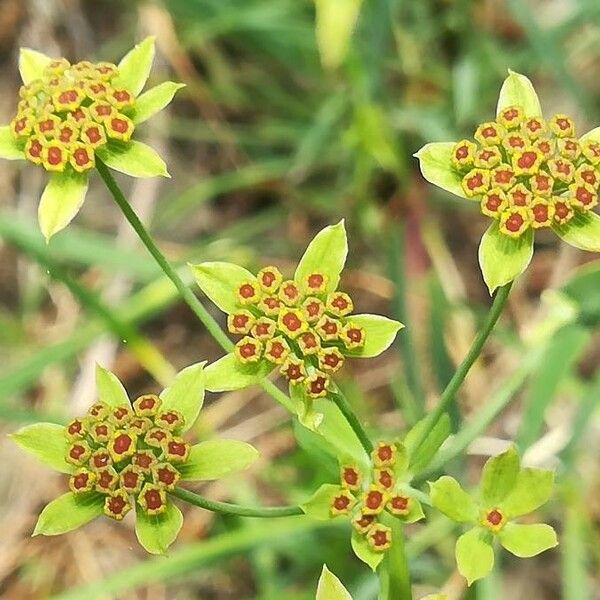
xmin=416 ymin=70 xmax=600 ymax=293
xmin=302 ymin=440 xmax=425 ymax=570
xmin=10 ymin=363 xmax=259 ymax=554
xmin=429 ymin=447 xmax=558 ymax=586
xmin=194 ymin=222 xmax=403 ymax=429
xmin=1 ymin=40 xmax=184 ymax=241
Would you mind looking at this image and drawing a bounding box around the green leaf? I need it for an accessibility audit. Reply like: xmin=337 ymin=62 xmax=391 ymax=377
xmin=95 ymin=364 xmax=129 ymax=408
xmin=429 ymin=476 xmax=478 ymax=523
xmin=478 ymin=221 xmax=534 ymax=294
xmin=501 ymin=467 xmax=554 ymax=518
xmin=455 ymin=527 xmax=495 ymax=586
xmin=316 ymin=565 xmax=353 ymax=600
xmin=553 ymin=210 xmax=600 ymax=253
xmin=499 ymin=522 xmax=558 ymax=558
xmin=135 ymin=500 xmax=183 ymax=555
xmin=97 ymin=141 xmax=169 ymax=178
xmin=33 ymin=492 xmax=104 ymax=536
xmin=204 ymin=353 xmax=272 ymax=392
xmin=496 ymin=70 xmax=542 ymax=119
xmin=480 ymin=446 xmax=520 ymax=507
xmin=345 ymin=314 xmax=403 ymax=358
xmin=191 ymin=261 xmax=257 ymax=314
xmin=300 ymin=484 xmax=340 ymax=520
xmin=19 ymin=48 xmax=52 ymax=84
xmin=311 ymin=398 xmax=370 ymax=468
xmin=131 ymin=82 xmax=186 ymax=124
xmin=579 ymin=126 xmax=600 ymax=145
xmin=179 ymin=439 xmax=259 ymax=481
xmin=315 ymin=0 xmax=362 ymax=70
xmin=10 ymin=423 xmax=73 ymax=474
xmin=0 ymin=126 xmax=25 ymax=160
xmin=294 ymin=221 xmax=348 ymax=294
xmin=38 ymin=170 xmax=89 ymax=242
xmin=398 ymin=496 xmax=426 ymax=524
xmin=350 ymin=530 xmax=384 ymax=571
xmin=414 ymin=142 xmax=467 ymax=199
xmin=160 ymin=362 xmax=206 ymax=432
xmin=114 ymin=36 xmax=155 ymax=97
xmin=405 ymin=413 xmax=451 ymax=473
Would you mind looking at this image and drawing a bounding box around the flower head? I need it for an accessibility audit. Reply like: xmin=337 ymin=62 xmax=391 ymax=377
xmin=193 ymin=222 xmax=403 ymax=430
xmin=302 ymin=440 xmax=424 ymax=571
xmin=10 ymin=363 xmax=259 ymax=554
xmin=430 ymin=447 xmax=557 ymax=586
xmin=416 ymin=70 xmax=600 ymax=293
xmin=2 ymin=40 xmax=184 ymax=241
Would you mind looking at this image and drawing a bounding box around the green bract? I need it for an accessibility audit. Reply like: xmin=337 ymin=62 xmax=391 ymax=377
xmin=416 ymin=69 xmax=600 ymax=294
xmin=2 ymin=38 xmax=184 ymax=241
xmin=429 ymin=446 xmax=558 ymax=585
xmin=10 ymin=363 xmax=259 ymax=555
xmin=316 ymin=565 xmax=353 ymax=600
xmin=192 ymin=221 xmax=403 ymax=429
xmin=313 ymin=564 xmax=447 ymax=599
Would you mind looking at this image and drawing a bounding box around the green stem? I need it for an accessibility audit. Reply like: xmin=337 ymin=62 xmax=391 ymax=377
xmin=332 ymin=390 xmax=373 ymax=455
xmin=379 ymin=518 xmax=412 ymax=599
xmin=171 ymin=487 xmax=303 ymax=518
xmin=96 ymin=160 xmax=294 ymax=412
xmin=411 ymin=282 xmax=513 ymax=453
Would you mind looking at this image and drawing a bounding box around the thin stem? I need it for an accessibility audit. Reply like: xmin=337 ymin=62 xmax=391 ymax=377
xmin=410 ymin=282 xmax=513 ymax=453
xmin=332 ymin=390 xmax=373 ymax=455
xmin=171 ymin=487 xmax=303 ymax=518
xmin=96 ymin=160 xmax=294 ymax=412
xmin=379 ymin=518 xmax=412 ymax=600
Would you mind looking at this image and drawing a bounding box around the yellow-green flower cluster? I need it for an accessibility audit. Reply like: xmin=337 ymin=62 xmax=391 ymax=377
xmin=453 ymin=106 xmax=600 ymax=237
xmin=11 ymin=58 xmax=135 ymax=173
xmin=228 ymin=265 xmax=366 ymax=399
xmin=65 ymin=395 xmax=190 ymax=520
xmin=329 ymin=443 xmax=422 ymax=553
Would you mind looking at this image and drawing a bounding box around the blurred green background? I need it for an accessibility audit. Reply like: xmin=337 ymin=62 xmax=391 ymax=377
xmin=1 ymin=0 xmax=600 ymax=598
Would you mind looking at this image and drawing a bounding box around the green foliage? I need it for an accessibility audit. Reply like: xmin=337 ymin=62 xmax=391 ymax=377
xmin=95 ymin=364 xmax=129 ymax=407
xmin=301 ymin=484 xmax=341 ymax=521
xmin=179 ymin=440 xmax=259 ymax=480
xmin=135 ymin=502 xmax=184 ymax=555
xmin=294 ymin=221 xmax=348 ymax=294
xmin=495 ymin=69 xmax=542 ymax=118
xmin=0 ymin=126 xmax=25 ymax=160
xmin=97 ymin=141 xmax=170 ymax=179
xmin=455 ymin=527 xmax=495 ymax=586
xmin=114 ymin=36 xmax=156 ymax=97
xmin=414 ymin=143 xmax=467 ymax=199
xmin=159 ymin=362 xmax=206 ymax=431
xmin=316 ymin=564 xmax=353 ymax=600
xmin=498 ymin=523 xmax=558 ymax=558
xmin=345 ymin=314 xmax=404 ymax=358
xmin=553 ymin=211 xmax=600 ymax=253
xmin=478 ymin=223 xmax=533 ymax=294
xmin=204 ymin=352 xmax=272 ymax=392
xmin=33 ymin=492 xmax=104 ymax=536
xmin=132 ymin=82 xmax=187 ymax=124
xmin=38 ymin=171 xmax=89 ymax=242
xmin=429 ymin=476 xmax=478 ymax=523
xmin=350 ymin=530 xmax=383 ymax=571
xmin=191 ymin=262 xmax=257 ymax=314
xmin=10 ymin=423 xmax=74 ymax=474
xmin=18 ymin=47 xmax=52 ymax=84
